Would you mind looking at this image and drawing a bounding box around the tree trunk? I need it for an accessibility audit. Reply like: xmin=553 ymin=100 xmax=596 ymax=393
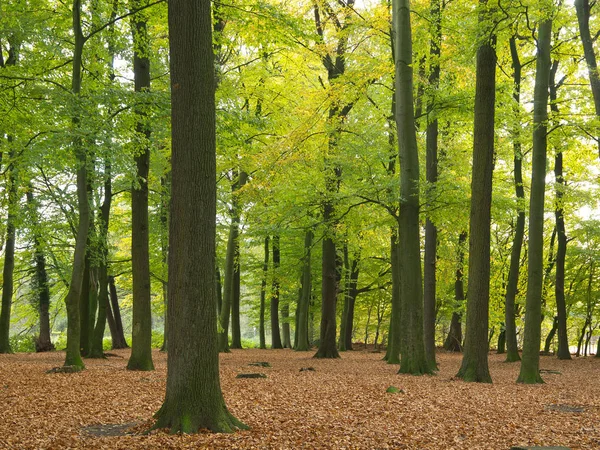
xmin=339 ymin=245 xmax=359 ymax=351
xmin=152 ymin=0 xmax=246 ymax=431
xmin=271 ymin=235 xmax=283 ymax=349
xmin=549 ymin=61 xmax=571 ymax=361
xmin=544 ymin=316 xmax=558 ymax=354
xmin=456 ymin=0 xmax=496 ymax=383
xmin=423 ymin=0 xmax=441 ymax=371
xmin=159 ymin=173 xmax=169 ymax=352
xmin=89 ymin=158 xmax=112 ymax=358
xmin=444 ymin=231 xmax=466 ymax=352
xmin=26 ymin=190 xmax=55 ymax=352
xmin=281 ymin=303 xmax=291 ymax=348
xmin=504 ymin=35 xmax=525 ymax=363
xmin=62 ymin=0 xmax=89 ymax=370
xmin=517 ymin=18 xmax=552 ymax=385
xmin=127 ymin=0 xmax=154 ymax=371
xmin=79 ymin=250 xmax=92 ymax=356
xmin=575 ymin=0 xmax=600 ymax=156
xmin=385 ymin=229 xmax=401 ymax=363
xmin=394 ymin=0 xmax=430 ymax=375
xmin=218 ymin=170 xmax=247 ymax=352
xmin=231 ymin=240 xmax=242 ymax=349
xmin=259 ymin=236 xmax=269 ymax=349
xmin=0 ymin=149 xmax=18 ymax=354
xmin=108 ymin=275 xmax=128 ymax=349
xmin=295 ymin=230 xmax=312 ymax=351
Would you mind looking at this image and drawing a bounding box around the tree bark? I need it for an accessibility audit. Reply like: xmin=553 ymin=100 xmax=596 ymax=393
xmin=259 ymin=236 xmax=269 ymax=349
xmin=518 ymin=17 xmax=552 ymax=385
xmin=575 ymin=0 xmax=600 ymax=156
xmin=549 ymin=60 xmax=571 ymax=361
xmin=127 ymin=0 xmax=154 ymax=371
xmin=394 ymin=0 xmax=430 ymax=375
xmin=271 ymin=235 xmax=283 ymax=349
xmin=385 ymin=230 xmax=401 ymax=363
xmin=423 ymin=0 xmax=441 ymax=371
xmin=108 ymin=275 xmax=128 ymax=349
xmin=295 ymin=230 xmax=312 ymax=351
xmin=152 ymin=0 xmax=246 ymax=431
xmin=456 ymin=0 xmax=496 ymax=383
xmin=63 ymin=0 xmax=89 ymax=370
xmin=0 ymin=149 xmax=18 ymax=354
xmin=504 ymin=35 xmax=525 ymax=363
xmin=444 ymin=231 xmax=466 ymax=352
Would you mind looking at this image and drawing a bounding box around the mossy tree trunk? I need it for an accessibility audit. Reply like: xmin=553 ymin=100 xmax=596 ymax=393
xmin=0 ymin=149 xmax=18 ymax=354
xmin=63 ymin=0 xmax=89 ymax=370
xmin=456 ymin=0 xmax=496 ymax=383
xmin=393 ymin=0 xmax=431 ymax=375
xmin=128 ymin=0 xmax=154 ymax=371
xmin=517 ymin=17 xmax=552 ymax=385
xmin=153 ymin=0 xmax=247 ymax=432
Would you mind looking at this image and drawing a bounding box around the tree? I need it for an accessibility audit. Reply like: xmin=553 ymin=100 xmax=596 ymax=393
xmin=456 ymin=0 xmax=496 ymax=383
xmin=270 ymin=234 xmax=283 ymax=349
xmin=295 ymin=230 xmax=313 ymax=351
xmin=127 ymin=0 xmax=155 ymax=371
xmin=517 ymin=14 xmax=552 ymax=385
xmin=152 ymin=0 xmax=247 ymax=433
xmin=443 ymin=231 xmax=466 ymax=352
xmin=394 ymin=0 xmax=431 ymax=375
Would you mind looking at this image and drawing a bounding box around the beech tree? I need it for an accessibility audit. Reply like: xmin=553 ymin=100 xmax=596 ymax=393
xmin=152 ymin=0 xmax=247 ymax=433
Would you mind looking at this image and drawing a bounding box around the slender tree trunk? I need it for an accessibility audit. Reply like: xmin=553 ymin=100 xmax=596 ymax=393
xmin=504 ymin=35 xmax=525 ymax=363
xmin=385 ymin=230 xmax=401 ymax=363
xmin=0 ymin=149 xmax=18 ymax=354
xmin=339 ymin=246 xmax=359 ymax=351
xmin=423 ymin=0 xmax=442 ymax=371
xmin=549 ymin=61 xmax=571 ymax=361
xmin=231 ymin=241 xmax=242 ymax=349
xmin=517 ymin=17 xmax=552 ymax=385
xmin=152 ymin=0 xmax=247 ymax=431
xmin=295 ymin=230 xmax=313 ymax=351
xmin=271 ymin=235 xmax=283 ymax=349
xmin=89 ymin=158 xmax=112 ymax=358
xmin=159 ymin=173 xmax=169 ymax=352
xmin=575 ymin=0 xmax=600 ymax=156
xmin=544 ymin=316 xmax=558 ymax=354
xmin=456 ymin=0 xmax=496 ymax=383
xmin=79 ymin=250 xmax=92 ymax=356
xmin=108 ymin=275 xmax=128 ymax=349
xmin=281 ymin=303 xmax=291 ymax=348
xmin=218 ymin=170 xmax=247 ymax=352
xmin=444 ymin=231 xmax=466 ymax=352
xmin=63 ymin=0 xmax=89 ymax=370
xmin=26 ymin=190 xmax=55 ymax=352
xmin=259 ymin=236 xmax=269 ymax=349
xmin=127 ymin=0 xmax=154 ymax=371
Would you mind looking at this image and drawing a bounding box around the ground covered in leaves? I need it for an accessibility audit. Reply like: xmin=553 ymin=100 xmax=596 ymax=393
xmin=1 ymin=348 xmax=599 ymax=449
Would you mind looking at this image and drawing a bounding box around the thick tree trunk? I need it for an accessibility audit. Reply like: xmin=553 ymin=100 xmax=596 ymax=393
xmin=0 ymin=149 xmax=18 ymax=354
xmin=108 ymin=276 xmax=128 ymax=349
xmin=517 ymin=18 xmax=552 ymax=385
xmin=456 ymin=0 xmax=496 ymax=383
xmin=549 ymin=62 xmax=571 ymax=361
xmin=127 ymin=0 xmax=154 ymax=371
xmin=444 ymin=231 xmax=466 ymax=352
xmin=575 ymin=0 xmax=600 ymax=155
xmin=504 ymin=35 xmax=525 ymax=363
xmin=423 ymin=0 xmax=441 ymax=371
xmin=259 ymin=237 xmax=269 ymax=349
xmin=152 ymin=0 xmax=246 ymax=432
xmin=394 ymin=0 xmax=430 ymax=375
xmin=295 ymin=230 xmax=312 ymax=351
xmin=271 ymin=235 xmax=283 ymax=349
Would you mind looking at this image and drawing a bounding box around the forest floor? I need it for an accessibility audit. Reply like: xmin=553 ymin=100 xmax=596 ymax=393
xmin=0 ymin=348 xmax=599 ymax=449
